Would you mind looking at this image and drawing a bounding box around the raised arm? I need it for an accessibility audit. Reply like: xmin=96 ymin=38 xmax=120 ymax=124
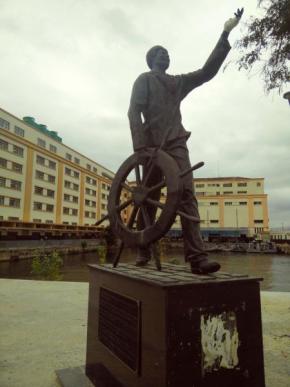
xmin=180 ymin=8 xmax=244 ymax=99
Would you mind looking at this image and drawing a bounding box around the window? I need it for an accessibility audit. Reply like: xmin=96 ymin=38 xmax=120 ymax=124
xmin=196 ymin=184 xmax=204 ymax=188
xmin=10 ymin=180 xmax=21 ymax=190
xmin=9 ymin=198 xmax=20 ymax=207
xmin=0 ymin=139 xmax=8 ymax=150
xmin=34 ymin=186 xmax=43 ymax=195
xmin=8 ymin=216 xmax=19 ymax=221
xmin=210 ymin=202 xmax=218 ymax=206
xmin=64 ymin=180 xmax=71 ymax=188
xmin=49 ymin=144 xmax=57 ymax=153
xmin=48 ymin=160 xmax=56 ymax=170
xmin=92 ymin=201 xmax=96 ymax=207
xmin=65 ymin=167 xmax=71 ymax=175
xmin=0 ymin=158 xmax=7 ymax=168
xmin=92 ymin=189 xmax=96 ymax=196
xmin=47 ymin=174 xmax=55 ymax=183
xmin=85 ymin=199 xmax=90 ymax=206
xmin=64 ymin=194 xmax=70 ymax=201
xmin=72 ymin=196 xmax=78 ymax=203
xmin=63 ymin=207 xmax=70 ymax=215
xmin=0 ymin=176 xmax=6 ymax=187
xmin=46 ymin=220 xmax=53 ymax=224
xmin=239 ymin=202 xmax=247 ymax=206
xmin=36 ymin=155 xmax=45 ymax=165
xmin=86 ymin=164 xmax=91 ymax=171
xmin=47 ymin=189 xmax=54 ymax=198
xmin=73 ymin=171 xmax=79 ymax=179
xmin=85 ymin=188 xmax=90 ymax=195
xmin=87 ymin=177 xmax=91 ymax=184
xmin=34 ymin=202 xmax=42 ymax=211
xmin=254 ymin=220 xmax=263 ymax=224
xmin=101 ymin=204 xmax=106 ymax=210
xmin=224 ymin=191 xmax=233 ymax=195
xmin=225 ymin=202 xmax=232 ymax=206
xmin=223 ymin=183 xmax=232 ymax=187
xmin=0 ymin=196 xmax=4 ymax=205
xmin=238 ymin=182 xmax=247 ymax=187
xmin=93 ymin=167 xmax=97 ymax=173
xmin=46 ymin=204 xmax=54 ymax=212
xmin=237 ymin=191 xmax=247 ymax=194
xmin=73 ymin=183 xmax=79 ymax=191
xmin=36 ymin=170 xmax=44 ymax=180
xmin=72 ymin=209 xmax=78 ymax=216
xmin=102 ymin=193 xmax=106 ymax=199
xmin=14 ymin=126 xmax=25 ymax=137
xmin=254 ymin=201 xmax=262 ymax=205
xmin=74 ymin=157 xmax=80 ymax=165
xmin=37 ymin=138 xmax=46 ymax=148
xmin=0 ymin=118 xmax=10 ymax=130
xmin=257 ymin=182 xmax=261 ymax=187
xmin=13 ymin=145 xmax=24 ymax=157
xmin=85 ymin=211 xmax=90 ymax=218
xmin=12 ymin=162 xmax=22 ymax=173
xmin=210 ymin=220 xmax=219 ymax=224
xmin=66 ymin=153 xmax=72 ymax=161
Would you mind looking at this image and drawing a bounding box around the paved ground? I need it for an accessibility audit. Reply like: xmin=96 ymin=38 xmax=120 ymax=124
xmin=0 ymin=279 xmax=289 ymax=387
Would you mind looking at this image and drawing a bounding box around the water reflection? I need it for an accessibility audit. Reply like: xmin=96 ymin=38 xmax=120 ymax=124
xmin=0 ymin=249 xmax=289 ymax=292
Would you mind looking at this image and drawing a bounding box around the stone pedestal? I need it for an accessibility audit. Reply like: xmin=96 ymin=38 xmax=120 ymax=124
xmin=85 ymin=263 xmax=265 ymax=387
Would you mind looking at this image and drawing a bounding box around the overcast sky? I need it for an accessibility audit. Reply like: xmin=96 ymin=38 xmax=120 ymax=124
xmin=0 ymin=0 xmax=289 ymax=229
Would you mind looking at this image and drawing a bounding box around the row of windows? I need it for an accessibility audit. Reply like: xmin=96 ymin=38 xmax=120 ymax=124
xmin=36 ymin=154 xmax=56 ymax=170
xmin=65 ymin=152 xmax=99 ymax=174
xmin=199 ymin=201 xmax=262 ymax=206
xmin=34 ymin=186 xmax=55 ymax=198
xmin=85 ymin=188 xmax=97 ymax=196
xmin=0 ymin=117 xmax=25 ymax=138
xmin=0 ymin=139 xmax=24 ymax=157
xmin=86 ymin=176 xmax=97 ymax=186
xmin=197 ymin=191 xmax=249 ymax=196
xmin=0 ymin=195 xmax=21 ymax=207
xmin=0 ymin=157 xmax=23 ymax=173
xmin=85 ymin=211 xmax=96 ymax=219
xmin=63 ymin=207 xmax=78 ymax=216
xmin=64 ymin=193 xmax=78 ymax=203
xmin=0 ymin=176 xmax=22 ymax=190
xmin=64 ymin=180 xmax=79 ymax=191
xmin=195 ymin=182 xmax=261 ymax=188
xmin=65 ymin=167 xmax=79 ymax=179
xmin=33 ymin=202 xmax=54 ymax=212
xmin=35 ymin=170 xmax=55 ymax=183
xmin=85 ymin=199 xmax=96 ymax=208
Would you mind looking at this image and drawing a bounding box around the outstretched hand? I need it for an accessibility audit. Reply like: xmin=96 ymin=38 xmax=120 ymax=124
xmin=224 ymin=8 xmax=244 ymax=33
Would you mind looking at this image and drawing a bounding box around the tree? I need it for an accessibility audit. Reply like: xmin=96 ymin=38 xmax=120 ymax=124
xmin=232 ymin=0 xmax=290 ymax=94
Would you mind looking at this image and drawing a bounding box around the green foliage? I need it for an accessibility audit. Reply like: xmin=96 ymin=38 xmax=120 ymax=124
xmin=31 ymin=250 xmax=63 ymax=280
xmin=97 ymin=244 xmax=107 ymax=264
xmin=232 ymin=0 xmax=290 ymax=93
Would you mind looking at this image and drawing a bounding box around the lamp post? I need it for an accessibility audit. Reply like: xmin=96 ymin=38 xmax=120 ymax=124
xmin=283 ymin=91 xmax=290 ymax=105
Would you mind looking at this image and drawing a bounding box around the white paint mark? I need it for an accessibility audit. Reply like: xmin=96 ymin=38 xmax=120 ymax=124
xmin=201 ymin=311 xmax=240 ymax=372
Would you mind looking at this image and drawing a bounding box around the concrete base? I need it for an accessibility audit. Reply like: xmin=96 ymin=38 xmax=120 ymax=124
xmin=56 ymin=366 xmax=95 ymax=387
xmin=0 ymin=279 xmax=289 ymax=387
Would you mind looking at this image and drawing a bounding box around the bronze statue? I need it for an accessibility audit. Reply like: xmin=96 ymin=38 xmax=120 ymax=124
xmin=127 ymin=9 xmax=244 ymax=274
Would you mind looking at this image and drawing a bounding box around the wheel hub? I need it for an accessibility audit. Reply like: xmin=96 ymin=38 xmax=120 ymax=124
xmin=132 ymin=185 xmax=149 ymax=206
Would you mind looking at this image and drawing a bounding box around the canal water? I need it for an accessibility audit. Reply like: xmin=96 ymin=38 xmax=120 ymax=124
xmin=0 ymin=249 xmax=289 ymax=292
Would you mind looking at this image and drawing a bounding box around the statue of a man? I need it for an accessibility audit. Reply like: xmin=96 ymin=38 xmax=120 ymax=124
xmin=128 ymin=9 xmax=244 ymax=274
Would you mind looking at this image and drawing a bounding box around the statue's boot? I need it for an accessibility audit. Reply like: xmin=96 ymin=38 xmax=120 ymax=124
xmin=135 ymin=247 xmax=151 ymax=266
xmin=190 ymin=258 xmax=220 ymax=274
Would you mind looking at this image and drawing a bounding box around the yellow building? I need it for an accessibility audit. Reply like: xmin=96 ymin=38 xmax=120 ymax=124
xmin=0 ymin=107 xmax=113 ymax=226
xmin=170 ymin=177 xmax=269 ymax=239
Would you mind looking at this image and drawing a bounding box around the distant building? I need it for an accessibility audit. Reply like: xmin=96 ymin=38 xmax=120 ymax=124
xmin=170 ymin=176 xmax=269 ymax=240
xmin=0 ymin=107 xmax=115 ymax=226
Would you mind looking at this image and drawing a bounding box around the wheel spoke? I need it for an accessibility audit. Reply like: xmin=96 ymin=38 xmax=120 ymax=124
xmin=121 ymin=182 xmax=133 ymax=193
xmin=135 ymin=165 xmax=141 ymax=185
xmin=146 ymin=198 xmax=165 ymax=209
xmin=147 ymin=179 xmax=166 ymax=194
xmin=116 ymin=198 xmax=133 ymax=213
xmin=141 ymin=205 xmax=151 ymax=228
xmin=127 ymin=205 xmax=139 ymax=228
xmin=142 ymin=162 xmax=154 ymax=187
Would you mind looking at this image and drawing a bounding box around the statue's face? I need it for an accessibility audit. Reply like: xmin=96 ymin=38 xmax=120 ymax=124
xmin=152 ymin=47 xmax=170 ymax=71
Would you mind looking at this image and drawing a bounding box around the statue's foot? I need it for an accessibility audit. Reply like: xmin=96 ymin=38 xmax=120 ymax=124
xmin=136 ymin=256 xmax=150 ymax=266
xmin=190 ymin=259 xmax=220 ymax=275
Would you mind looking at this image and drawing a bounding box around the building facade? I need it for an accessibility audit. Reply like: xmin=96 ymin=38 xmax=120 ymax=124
xmin=0 ymin=107 xmax=114 ymax=226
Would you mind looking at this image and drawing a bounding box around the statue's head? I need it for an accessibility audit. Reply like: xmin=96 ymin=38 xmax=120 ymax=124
xmin=146 ymin=45 xmax=170 ymax=71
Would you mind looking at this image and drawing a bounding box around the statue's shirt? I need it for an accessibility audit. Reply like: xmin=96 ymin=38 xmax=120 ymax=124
xmin=128 ymin=32 xmax=231 ymax=150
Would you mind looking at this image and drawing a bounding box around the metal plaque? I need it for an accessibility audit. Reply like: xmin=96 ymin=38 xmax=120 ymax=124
xmin=98 ymin=287 xmax=141 ymax=373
